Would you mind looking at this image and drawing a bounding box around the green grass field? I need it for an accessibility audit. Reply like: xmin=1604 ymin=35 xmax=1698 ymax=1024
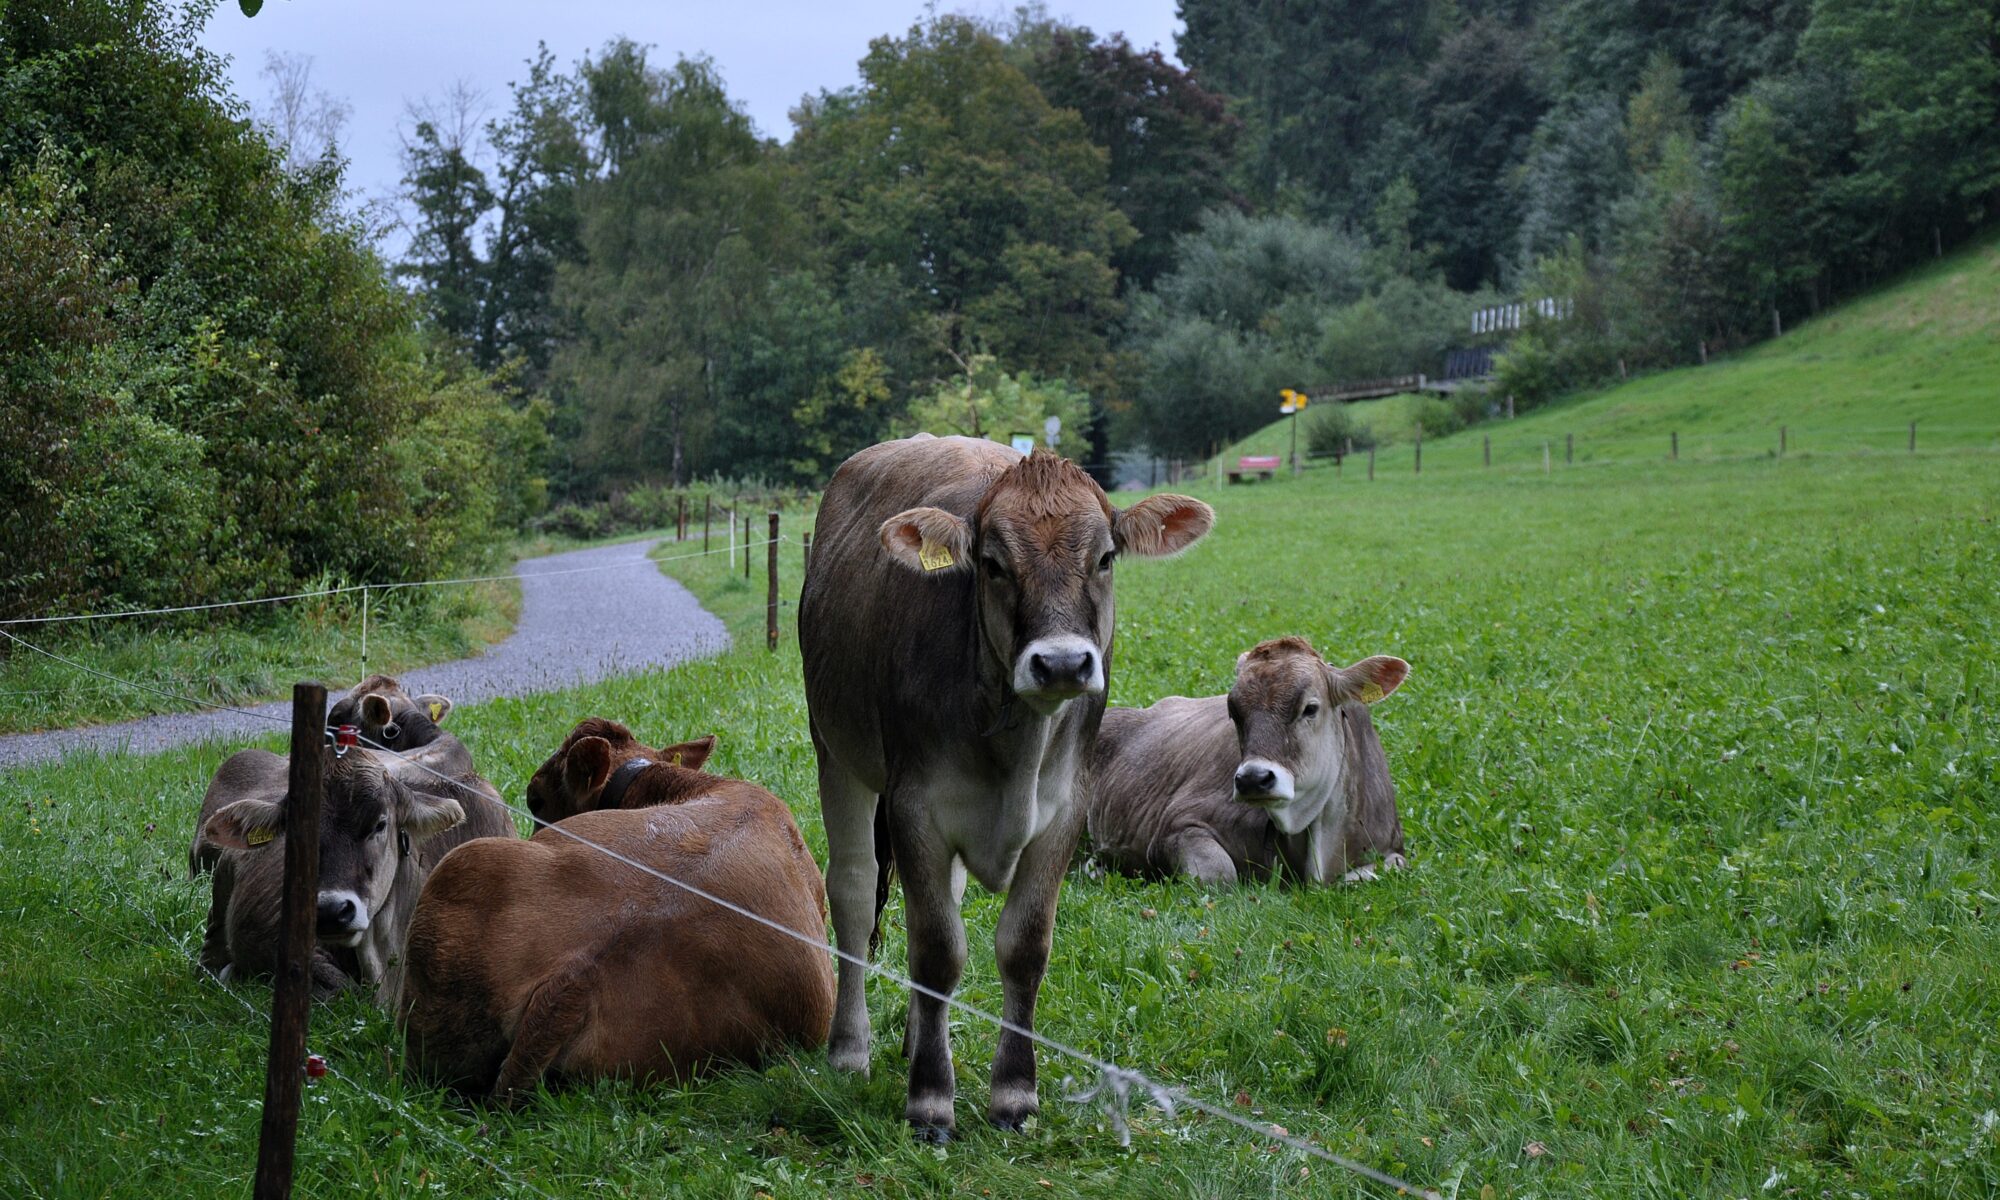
xmin=4 ymin=445 xmax=1995 ymax=1198
xmin=4 ymin=241 xmax=1999 ymax=1197
xmin=1226 ymin=231 xmax=2000 ymax=474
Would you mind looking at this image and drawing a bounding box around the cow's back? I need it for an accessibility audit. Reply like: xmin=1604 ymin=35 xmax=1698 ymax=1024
xmin=190 ymin=748 xmax=288 ymax=876
xmin=800 ymin=435 xmax=1019 ymax=781
xmin=1088 ymin=696 xmax=1259 ymax=875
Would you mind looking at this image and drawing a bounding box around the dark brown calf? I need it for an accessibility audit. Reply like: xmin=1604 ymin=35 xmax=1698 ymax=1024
xmin=800 ymin=436 xmax=1212 ymax=1139
xmin=1089 ymin=637 xmax=1410 ymax=885
xmin=399 ymin=719 xmax=833 ymax=1103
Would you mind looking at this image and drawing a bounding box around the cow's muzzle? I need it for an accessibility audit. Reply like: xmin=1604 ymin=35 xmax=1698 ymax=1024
xmin=315 ymin=890 xmax=369 ymax=946
xmin=1013 ymin=635 xmax=1104 ymax=712
xmin=1232 ymin=758 xmax=1295 ymax=806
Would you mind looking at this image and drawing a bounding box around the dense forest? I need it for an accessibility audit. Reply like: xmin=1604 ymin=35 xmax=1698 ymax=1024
xmin=4 ymin=0 xmax=1997 ymax=615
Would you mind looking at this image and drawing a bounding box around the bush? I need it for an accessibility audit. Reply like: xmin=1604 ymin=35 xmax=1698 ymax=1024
xmin=1305 ymin=406 xmax=1376 ymax=457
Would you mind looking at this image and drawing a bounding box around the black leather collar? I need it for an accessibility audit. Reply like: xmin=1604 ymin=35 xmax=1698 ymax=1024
xmin=600 ymin=757 xmax=653 ymax=809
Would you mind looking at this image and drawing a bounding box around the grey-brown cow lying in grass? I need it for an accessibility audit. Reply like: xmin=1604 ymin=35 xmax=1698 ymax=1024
xmin=197 ymin=750 xmax=470 ymax=1004
xmin=1087 ymin=637 xmax=1409 ymax=886
xmin=398 ymin=718 xmax=833 ymax=1105
xmin=188 ymin=679 xmax=507 ymax=878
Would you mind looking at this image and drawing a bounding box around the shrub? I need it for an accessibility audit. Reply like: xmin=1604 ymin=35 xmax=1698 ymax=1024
xmin=1305 ymin=406 xmax=1376 ymax=457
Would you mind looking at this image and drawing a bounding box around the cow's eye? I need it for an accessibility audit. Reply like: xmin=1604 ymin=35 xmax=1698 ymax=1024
xmin=1300 ymin=701 xmax=1321 ymax=721
xmin=373 ymin=818 xmax=389 ymax=836
xmin=1097 ymin=550 xmax=1116 ymax=573
xmin=984 ymin=555 xmax=1012 ymax=581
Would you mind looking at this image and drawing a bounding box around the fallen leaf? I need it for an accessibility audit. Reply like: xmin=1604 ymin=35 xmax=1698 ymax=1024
xmin=1525 ymin=1140 xmax=1548 ymax=1158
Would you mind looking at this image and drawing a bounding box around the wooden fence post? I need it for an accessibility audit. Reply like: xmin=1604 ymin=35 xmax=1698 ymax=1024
xmin=1414 ymin=427 xmax=1422 ymax=475
xmin=703 ymin=495 xmax=711 ymax=553
xmin=1506 ymin=394 xmax=1515 ymax=419
xmin=1909 ymin=421 xmax=1916 ymax=453
xmin=744 ymin=514 xmax=752 ymax=580
xmin=1483 ymin=435 xmax=1490 ymax=467
xmin=1543 ymin=441 xmax=1551 ymax=475
xmin=1780 ymin=426 xmax=1787 ymax=456
xmin=1671 ymin=431 xmax=1679 ymax=460
xmin=254 ymin=682 xmax=326 ymax=1200
xmin=1367 ymin=446 xmax=1375 ymax=481
xmin=677 ymin=495 xmax=687 ymax=542
xmin=1566 ymin=433 xmax=1573 ymax=465
xmin=766 ymin=512 xmax=780 ymax=652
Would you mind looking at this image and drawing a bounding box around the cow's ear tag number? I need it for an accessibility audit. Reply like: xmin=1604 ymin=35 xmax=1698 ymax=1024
xmin=919 ymin=544 xmax=955 ymax=572
xmin=246 ymin=827 xmax=275 ymax=847
xmin=1358 ymin=682 xmax=1385 ymax=704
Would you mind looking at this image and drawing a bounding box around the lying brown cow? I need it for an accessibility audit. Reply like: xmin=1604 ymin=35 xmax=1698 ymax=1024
xmin=198 ymin=750 xmax=467 ymax=1003
xmin=399 ymin=718 xmax=833 ymax=1103
xmin=800 ymin=436 xmax=1212 ymax=1139
xmin=327 ymin=673 xmax=457 ymax=755
xmin=1088 ymin=637 xmax=1410 ymax=886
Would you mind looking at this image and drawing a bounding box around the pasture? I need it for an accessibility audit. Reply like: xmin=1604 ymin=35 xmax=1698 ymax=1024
xmin=3 ymin=437 xmax=1996 ymax=1199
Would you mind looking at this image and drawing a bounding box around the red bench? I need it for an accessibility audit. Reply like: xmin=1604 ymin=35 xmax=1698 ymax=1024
xmin=1227 ymin=455 xmax=1281 ymax=484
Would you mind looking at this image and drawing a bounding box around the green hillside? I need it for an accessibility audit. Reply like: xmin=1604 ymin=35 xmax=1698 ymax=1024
xmin=1223 ymin=231 xmax=2000 ymax=474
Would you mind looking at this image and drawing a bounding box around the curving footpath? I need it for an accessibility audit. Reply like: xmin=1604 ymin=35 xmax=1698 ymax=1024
xmin=0 ymin=538 xmax=729 ymax=770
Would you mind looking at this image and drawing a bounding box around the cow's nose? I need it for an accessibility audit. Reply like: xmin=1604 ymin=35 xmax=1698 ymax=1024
xmin=1235 ymin=764 xmax=1278 ymax=796
xmin=316 ymin=894 xmax=357 ymax=931
xmin=1029 ymin=648 xmax=1095 ymax=689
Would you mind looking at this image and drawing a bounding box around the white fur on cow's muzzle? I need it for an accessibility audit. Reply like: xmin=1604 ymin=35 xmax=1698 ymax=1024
xmin=316 ymin=888 xmax=370 ymax=946
xmin=1232 ymin=758 xmax=1296 ymax=805
xmin=1013 ymin=634 xmax=1105 ymax=714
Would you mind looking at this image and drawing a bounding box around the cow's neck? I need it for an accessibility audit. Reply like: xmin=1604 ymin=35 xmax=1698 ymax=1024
xmin=362 ymin=852 xmax=427 ymax=1007
xmin=1273 ymin=770 xmax=1348 ymax=885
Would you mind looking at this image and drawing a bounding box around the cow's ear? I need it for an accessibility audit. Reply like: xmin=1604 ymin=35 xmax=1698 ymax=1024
xmin=661 ymin=735 xmax=717 ymax=771
xmin=359 ymin=693 xmax=393 ymax=727
xmin=1114 ymin=494 xmax=1214 ymax=558
xmin=1328 ymin=655 xmax=1409 ymax=705
xmin=413 ymin=694 xmax=453 ymax=723
xmin=879 ymin=507 xmax=971 ymax=574
xmin=205 ymin=797 xmax=284 ymax=850
xmin=563 ymin=736 xmax=614 ymax=798
xmin=401 ymin=791 xmax=466 ymax=844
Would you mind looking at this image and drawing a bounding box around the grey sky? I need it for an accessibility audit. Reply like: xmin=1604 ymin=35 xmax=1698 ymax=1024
xmin=199 ymin=1 xmax=1185 ymax=255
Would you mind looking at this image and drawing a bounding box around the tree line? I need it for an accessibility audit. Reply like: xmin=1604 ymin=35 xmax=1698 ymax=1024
xmin=5 ymin=0 xmax=1995 ymax=617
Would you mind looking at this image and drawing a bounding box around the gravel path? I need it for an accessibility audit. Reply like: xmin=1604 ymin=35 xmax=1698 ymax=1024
xmin=0 ymin=539 xmax=729 ymax=770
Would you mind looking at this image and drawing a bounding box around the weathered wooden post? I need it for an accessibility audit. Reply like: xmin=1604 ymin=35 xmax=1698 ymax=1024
xmin=677 ymin=494 xmax=687 ymax=542
xmin=766 ymin=512 xmax=780 ymax=652
xmin=703 ymin=495 xmax=711 ymax=553
xmin=1413 ymin=426 xmax=1422 ymax=475
xmin=1542 ymin=441 xmax=1550 ymax=474
xmin=1483 ymin=435 xmax=1490 ymax=467
xmin=1909 ymin=421 xmax=1917 ymax=453
xmin=1671 ymin=431 xmax=1679 ymax=460
xmin=1780 ymin=426 xmax=1787 ymax=456
xmin=1367 ymin=446 xmax=1375 ymax=481
xmin=1698 ymin=340 xmax=1708 ymax=366
xmin=1506 ymin=394 xmax=1515 ymax=419
xmin=1566 ymin=433 xmax=1573 ymax=465
xmin=253 ymin=682 xmax=326 ymax=1200
xmin=744 ymin=514 xmax=752 ymax=580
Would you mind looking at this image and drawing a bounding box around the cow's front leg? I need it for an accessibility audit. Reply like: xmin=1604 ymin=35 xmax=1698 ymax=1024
xmin=817 ymin=746 xmax=880 ymax=1076
xmin=892 ymin=815 xmax=966 ymax=1142
xmin=988 ymin=810 xmax=1080 ymax=1131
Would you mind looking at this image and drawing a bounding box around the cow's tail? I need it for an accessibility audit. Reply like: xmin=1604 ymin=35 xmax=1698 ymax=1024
xmin=868 ymin=795 xmax=895 ymax=961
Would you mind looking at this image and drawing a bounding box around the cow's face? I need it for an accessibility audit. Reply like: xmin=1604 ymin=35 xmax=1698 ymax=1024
xmin=204 ymin=754 xmax=464 ymax=946
xmin=329 ymin=675 xmax=453 ymax=751
xmin=526 ymin=717 xmax=718 ymax=823
xmin=1227 ymin=638 xmax=1407 ymax=834
xmin=879 ymin=451 xmax=1213 ymax=716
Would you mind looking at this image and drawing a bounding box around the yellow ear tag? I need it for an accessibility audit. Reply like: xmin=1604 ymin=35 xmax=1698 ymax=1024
xmin=428 ymin=701 xmax=443 ymax=721
xmin=667 ymin=752 xmax=682 ymax=766
xmin=246 ymin=827 xmax=275 ymax=847
xmin=919 ymin=544 xmax=955 ymax=572
xmin=1358 ymin=681 xmax=1385 ymax=704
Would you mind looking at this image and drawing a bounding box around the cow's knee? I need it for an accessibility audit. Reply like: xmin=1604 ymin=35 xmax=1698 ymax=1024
xmin=1178 ymin=837 xmax=1239 ymax=887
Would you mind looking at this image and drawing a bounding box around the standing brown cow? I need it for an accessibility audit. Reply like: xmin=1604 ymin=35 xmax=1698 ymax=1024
xmin=800 ymin=436 xmax=1212 ymax=1140
xmin=399 ymin=718 xmax=832 ymax=1103
xmin=1088 ymin=637 xmax=1409 ymax=885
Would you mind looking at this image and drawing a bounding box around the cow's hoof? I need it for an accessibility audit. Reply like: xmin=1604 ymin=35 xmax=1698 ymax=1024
xmin=909 ymin=1121 xmax=955 ymax=1146
xmin=988 ymin=1081 xmax=1038 ymax=1132
xmin=987 ymin=1112 xmax=1032 ymax=1134
xmin=1384 ymin=853 xmax=1409 ymax=871
xmin=827 ymin=1040 xmax=871 ymax=1075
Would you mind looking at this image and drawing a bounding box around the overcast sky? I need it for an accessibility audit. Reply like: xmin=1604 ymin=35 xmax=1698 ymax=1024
xmin=199 ymin=0 xmax=1185 ymax=255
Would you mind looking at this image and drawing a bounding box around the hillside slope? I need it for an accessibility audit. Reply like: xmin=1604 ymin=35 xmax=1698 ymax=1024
xmin=1222 ymin=231 xmax=2000 ymax=472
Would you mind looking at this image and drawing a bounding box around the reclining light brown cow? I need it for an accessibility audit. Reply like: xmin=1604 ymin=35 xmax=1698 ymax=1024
xmin=800 ymin=436 xmax=1212 ymax=1140
xmin=197 ymin=750 xmax=470 ymax=1003
xmin=1088 ymin=637 xmax=1410 ymax=886
xmin=189 ymin=678 xmax=506 ymax=877
xmin=398 ymin=718 xmax=833 ymax=1104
